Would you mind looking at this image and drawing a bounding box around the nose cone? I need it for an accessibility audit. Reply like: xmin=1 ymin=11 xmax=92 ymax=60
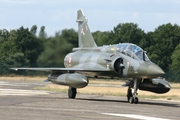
xmin=147 ymin=65 xmax=165 ymax=76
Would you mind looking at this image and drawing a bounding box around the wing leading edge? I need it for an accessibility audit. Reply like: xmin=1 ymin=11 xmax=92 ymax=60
xmin=9 ymin=67 xmax=111 ymax=72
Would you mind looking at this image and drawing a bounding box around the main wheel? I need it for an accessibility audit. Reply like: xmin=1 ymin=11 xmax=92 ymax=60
xmin=68 ymin=87 xmax=77 ymax=99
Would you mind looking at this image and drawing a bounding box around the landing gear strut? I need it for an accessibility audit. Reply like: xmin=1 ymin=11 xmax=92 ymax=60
xmin=68 ymin=87 xmax=77 ymax=99
xmin=127 ymin=79 xmax=140 ymax=104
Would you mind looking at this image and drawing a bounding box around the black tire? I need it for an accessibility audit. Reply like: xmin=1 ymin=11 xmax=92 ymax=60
xmin=134 ymin=97 xmax=139 ymax=104
xmin=68 ymin=87 xmax=77 ymax=99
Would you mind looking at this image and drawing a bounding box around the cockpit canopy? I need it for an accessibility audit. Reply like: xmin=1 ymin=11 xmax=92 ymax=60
xmin=116 ymin=43 xmax=150 ymax=61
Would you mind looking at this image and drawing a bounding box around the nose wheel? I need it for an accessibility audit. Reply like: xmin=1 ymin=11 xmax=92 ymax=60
xmin=127 ymin=79 xmax=140 ymax=104
xmin=129 ymin=96 xmax=139 ymax=104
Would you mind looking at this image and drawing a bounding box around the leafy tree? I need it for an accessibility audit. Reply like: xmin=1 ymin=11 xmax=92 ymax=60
xmin=0 ymin=29 xmax=9 ymax=41
xmin=14 ymin=26 xmax=43 ymax=66
xmin=170 ymin=43 xmax=180 ymax=82
xmin=0 ymin=30 xmax=19 ymax=56
xmin=110 ymin=23 xmax=146 ymax=47
xmin=147 ymin=23 xmax=180 ymax=72
xmin=0 ymin=26 xmax=43 ymax=75
xmin=37 ymin=31 xmax=73 ymax=67
xmin=38 ymin=26 xmax=47 ymax=39
xmin=30 ymin=25 xmax=37 ymax=35
xmin=0 ymin=53 xmax=29 ymax=74
xmin=93 ymin=31 xmax=111 ymax=46
xmin=60 ymin=29 xmax=78 ymax=47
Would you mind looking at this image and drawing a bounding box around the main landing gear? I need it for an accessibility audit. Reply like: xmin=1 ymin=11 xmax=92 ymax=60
xmin=127 ymin=79 xmax=140 ymax=104
xmin=68 ymin=87 xmax=77 ymax=99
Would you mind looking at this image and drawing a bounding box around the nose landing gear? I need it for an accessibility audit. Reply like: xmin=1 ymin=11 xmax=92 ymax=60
xmin=127 ymin=79 xmax=140 ymax=104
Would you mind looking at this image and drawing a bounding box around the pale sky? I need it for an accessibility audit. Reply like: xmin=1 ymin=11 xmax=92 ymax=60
xmin=0 ymin=0 xmax=180 ymax=36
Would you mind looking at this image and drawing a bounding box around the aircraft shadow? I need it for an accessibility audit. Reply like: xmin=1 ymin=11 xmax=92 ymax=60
xmin=42 ymin=93 xmax=180 ymax=108
xmin=139 ymin=101 xmax=180 ymax=107
xmin=76 ymin=97 xmax=127 ymax=103
xmin=75 ymin=97 xmax=180 ymax=108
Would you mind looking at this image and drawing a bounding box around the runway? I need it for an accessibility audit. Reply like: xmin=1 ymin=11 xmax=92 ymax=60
xmin=0 ymin=80 xmax=179 ymax=120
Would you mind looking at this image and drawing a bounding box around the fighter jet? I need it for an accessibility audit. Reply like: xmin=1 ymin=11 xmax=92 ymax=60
xmin=11 ymin=9 xmax=171 ymax=104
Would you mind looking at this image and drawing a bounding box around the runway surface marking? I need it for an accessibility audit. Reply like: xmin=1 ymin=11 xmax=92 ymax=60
xmin=0 ymin=89 xmax=49 ymax=96
xmin=0 ymin=81 xmax=44 ymax=86
xmin=102 ymin=113 xmax=172 ymax=120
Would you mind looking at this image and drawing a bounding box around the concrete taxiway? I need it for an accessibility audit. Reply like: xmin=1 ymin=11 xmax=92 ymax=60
xmin=0 ymin=80 xmax=179 ymax=120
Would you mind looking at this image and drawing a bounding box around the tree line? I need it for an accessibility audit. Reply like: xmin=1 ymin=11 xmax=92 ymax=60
xmin=0 ymin=23 xmax=180 ymax=82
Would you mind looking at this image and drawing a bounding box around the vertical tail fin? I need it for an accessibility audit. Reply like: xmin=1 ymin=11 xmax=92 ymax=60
xmin=76 ymin=9 xmax=97 ymax=48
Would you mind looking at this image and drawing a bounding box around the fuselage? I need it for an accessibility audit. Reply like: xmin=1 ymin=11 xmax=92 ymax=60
xmin=64 ymin=43 xmax=165 ymax=79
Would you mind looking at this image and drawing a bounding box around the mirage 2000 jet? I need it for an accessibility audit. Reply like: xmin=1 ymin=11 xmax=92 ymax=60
xmin=11 ymin=9 xmax=171 ymax=104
